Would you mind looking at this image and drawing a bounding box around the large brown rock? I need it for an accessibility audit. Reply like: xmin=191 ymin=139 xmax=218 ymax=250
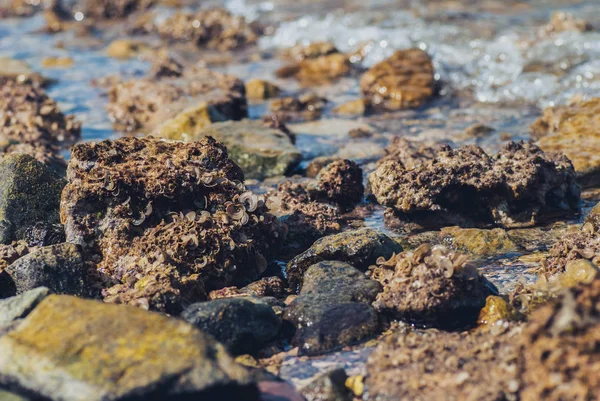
xmin=60 ymin=136 xmax=282 ymax=313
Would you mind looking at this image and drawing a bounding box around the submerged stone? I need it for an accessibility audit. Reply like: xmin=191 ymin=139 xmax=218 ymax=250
xmin=286 ymin=228 xmax=402 ymax=292
xmin=0 ymin=295 xmax=260 ymax=401
xmin=60 ymin=136 xmax=282 ymax=312
xmin=370 ymin=141 xmax=580 ymax=228
xmin=360 ymin=49 xmax=435 ymax=112
xmin=182 ymin=297 xmax=281 ymax=356
xmin=369 ymin=244 xmax=496 ymax=329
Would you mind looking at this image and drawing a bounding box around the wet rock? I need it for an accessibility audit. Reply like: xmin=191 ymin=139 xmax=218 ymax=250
xmin=369 ymin=244 xmax=496 ymax=329
xmin=0 ymin=243 xmax=96 ymax=298
xmin=307 ymin=160 xmax=364 ymax=210
xmin=555 ymin=259 xmax=600 ymax=288
xmin=377 ymin=136 xmax=438 ymax=168
xmin=0 ymin=295 xmax=260 ymax=401
xmin=532 ymin=98 xmax=600 ymax=187
xmin=148 ymin=55 xmax=183 ymax=78
xmin=477 ymin=295 xmax=521 ymax=327
xmin=0 ymin=287 xmax=49 ymax=327
xmin=584 ymin=201 xmax=600 ymax=230
xmin=208 ymin=277 xmax=286 ymax=300
xmin=0 ymin=58 xmax=46 ymax=86
xmin=178 ymin=120 xmax=301 ymax=180
xmin=41 ymin=56 xmax=74 ymax=68
xmin=57 ymin=0 xmax=155 ymax=20
xmin=462 ymin=123 xmax=495 ymax=138
xmin=370 ymin=141 xmax=581 ymax=228
xmin=439 ymin=226 xmax=519 ymax=257
xmin=61 ymin=136 xmax=282 ymax=313
xmin=266 ymin=181 xmax=342 ymax=254
xmin=300 ymin=368 xmax=352 ymax=401
xmin=286 ymin=228 xmax=402 ymax=291
xmin=541 ymin=224 xmax=600 ymax=276
xmin=105 ymin=39 xmax=148 ymax=59
xmin=245 ymin=79 xmax=281 ymax=100
xmin=0 ymin=154 xmax=65 ymax=242
xmin=285 ymin=42 xmax=339 ymax=61
xmin=305 ymin=156 xmax=341 ymax=178
xmin=277 ymin=53 xmax=351 ymax=83
xmin=0 ymin=389 xmax=29 ymax=401
xmin=0 ymin=0 xmax=43 ymax=17
xmin=107 ymin=64 xmax=247 ymax=134
xmin=520 ymin=280 xmax=600 ymax=401
xmin=269 ymin=93 xmax=326 ymax=122
xmin=0 ymin=240 xmax=30 ymax=271
xmin=543 ymin=11 xmax=593 ymax=34
xmin=182 ymin=297 xmax=281 ymax=356
xmin=365 ymin=325 xmax=523 ymax=401
xmin=284 ymin=261 xmax=382 ymax=355
xmin=332 ymin=99 xmax=365 ymax=116
xmin=360 ymin=49 xmax=435 ymax=112
xmin=157 ymin=8 xmax=263 ymax=51
xmin=0 ymin=81 xmax=80 ymax=169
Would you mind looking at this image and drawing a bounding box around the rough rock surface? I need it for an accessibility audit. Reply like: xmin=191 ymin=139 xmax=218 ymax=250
xmin=0 ymin=81 xmax=80 ymax=170
xmin=368 ymin=244 xmax=496 ymax=328
xmin=269 ymin=94 xmax=326 ymax=123
xmin=266 ymin=181 xmax=342 ymax=254
xmin=0 ymin=295 xmax=260 ymax=401
xmin=377 ymin=136 xmax=438 ymax=167
xmin=107 ymin=64 xmax=247 ymax=134
xmin=286 ymin=228 xmax=402 ymax=292
xmin=208 ymin=276 xmax=286 ymax=300
xmin=284 ymin=261 xmax=382 ymax=356
xmin=182 ymin=297 xmax=281 ymax=355
xmin=541 ymin=223 xmax=600 ymax=276
xmin=307 ymin=160 xmax=364 ymax=210
xmin=365 ymin=325 xmax=523 ymax=401
xmin=245 ymin=79 xmax=281 ymax=100
xmin=55 ymin=0 xmax=155 ymax=20
xmin=156 ymin=8 xmax=263 ymax=51
xmin=439 ymin=226 xmax=519 ymax=257
xmin=305 ymin=156 xmax=341 ymax=178
xmin=370 ymin=141 xmax=581 ymax=228
xmin=0 ymin=154 xmax=65 ymax=243
xmin=360 ymin=49 xmax=435 ymax=112
xmin=520 ymin=280 xmax=600 ymax=401
xmin=60 ymin=136 xmax=282 ymax=313
xmin=183 ymin=120 xmax=301 ymax=180
xmin=1 ymin=243 xmax=96 ymax=298
xmin=300 ymin=368 xmax=353 ymax=401
xmin=532 ymin=97 xmax=600 ymax=187
xmin=277 ymin=53 xmax=351 ymax=83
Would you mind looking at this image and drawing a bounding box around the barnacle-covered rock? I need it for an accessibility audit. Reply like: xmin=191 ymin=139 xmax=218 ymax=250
xmin=532 ymin=98 xmax=600 ymax=187
xmin=0 ymin=295 xmax=260 ymax=401
xmin=365 ymin=325 xmax=523 ymax=401
xmin=307 ymin=160 xmax=364 ymax=210
xmin=286 ymin=228 xmax=402 ymax=291
xmin=305 ymin=156 xmax=341 ymax=178
xmin=107 ymin=64 xmax=247 ymax=134
xmin=360 ymin=49 xmax=435 ymax=112
xmin=0 ymin=81 xmax=80 ymax=170
xmin=174 ymin=120 xmax=301 ymax=180
xmin=541 ymin=224 xmax=600 ymax=276
xmin=266 ymin=180 xmax=342 ymax=254
xmin=269 ymin=93 xmax=326 ymax=122
xmin=156 ymin=8 xmax=263 ymax=51
xmin=377 ymin=136 xmax=438 ymax=167
xmin=370 ymin=141 xmax=580 ymax=228
xmin=60 ymin=136 xmax=282 ymax=313
xmin=520 ymin=280 xmax=600 ymax=401
xmin=369 ymin=244 xmax=496 ymax=328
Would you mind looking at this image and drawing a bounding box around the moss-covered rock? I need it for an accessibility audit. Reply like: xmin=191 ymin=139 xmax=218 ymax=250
xmin=286 ymin=228 xmax=402 ymax=292
xmin=477 ymin=295 xmax=521 ymax=328
xmin=0 ymin=295 xmax=259 ymax=401
xmin=0 ymin=154 xmax=65 ymax=242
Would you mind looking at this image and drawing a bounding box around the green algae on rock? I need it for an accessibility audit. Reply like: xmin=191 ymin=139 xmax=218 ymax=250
xmin=182 ymin=297 xmax=281 ymax=356
xmin=60 ymin=136 xmax=283 ymax=313
xmin=532 ymin=97 xmax=600 ymax=187
xmin=439 ymin=226 xmax=519 ymax=257
xmin=0 ymin=295 xmax=260 ymax=401
xmin=370 ymin=141 xmax=581 ymax=228
xmin=286 ymin=228 xmax=402 ymax=292
xmin=168 ymin=120 xmax=301 ymax=180
xmin=477 ymin=295 xmax=521 ymax=328
xmin=0 ymin=154 xmax=65 ymax=243
xmin=360 ymin=48 xmax=435 ymax=113
xmin=369 ymin=244 xmax=496 ymax=329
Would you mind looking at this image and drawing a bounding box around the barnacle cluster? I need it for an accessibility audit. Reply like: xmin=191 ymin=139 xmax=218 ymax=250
xmin=368 ymin=244 xmax=494 ymax=328
xmin=541 ymin=222 xmax=600 ymax=276
xmin=0 ymin=81 xmax=81 ymax=170
xmin=61 ymin=136 xmax=283 ymax=313
xmin=307 ymin=159 xmax=364 ymax=210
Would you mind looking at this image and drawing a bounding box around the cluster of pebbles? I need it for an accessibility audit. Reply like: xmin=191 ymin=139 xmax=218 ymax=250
xmin=0 ymin=1 xmax=599 ymax=401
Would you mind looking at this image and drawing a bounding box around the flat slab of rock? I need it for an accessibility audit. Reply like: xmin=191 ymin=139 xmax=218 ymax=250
xmin=286 ymin=228 xmax=402 ymax=291
xmin=0 ymin=295 xmax=259 ymax=401
xmin=532 ymin=97 xmax=600 ymax=187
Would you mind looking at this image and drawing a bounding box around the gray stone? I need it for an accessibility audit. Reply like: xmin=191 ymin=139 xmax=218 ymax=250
xmin=0 ymin=287 xmax=50 ymax=326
